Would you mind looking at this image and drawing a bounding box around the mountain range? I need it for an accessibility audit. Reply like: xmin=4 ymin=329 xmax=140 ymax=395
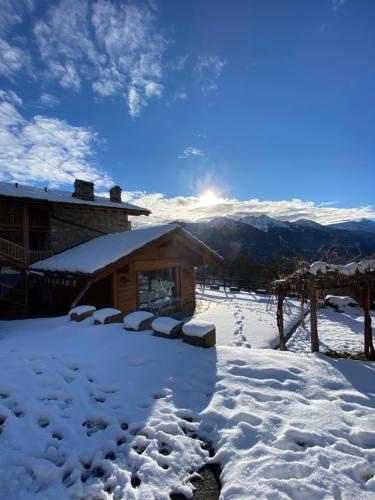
xmin=173 ymin=216 xmax=375 ymax=279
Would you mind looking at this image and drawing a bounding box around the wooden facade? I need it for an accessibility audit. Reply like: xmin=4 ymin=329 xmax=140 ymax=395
xmin=30 ymin=227 xmax=222 ymax=316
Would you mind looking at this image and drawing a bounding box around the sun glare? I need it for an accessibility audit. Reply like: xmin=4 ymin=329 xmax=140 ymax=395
xmin=198 ymin=190 xmax=220 ymax=207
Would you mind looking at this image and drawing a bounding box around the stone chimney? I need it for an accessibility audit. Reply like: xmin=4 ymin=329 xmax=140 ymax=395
xmin=109 ymin=185 xmax=122 ymax=203
xmin=72 ymin=179 xmax=94 ymax=201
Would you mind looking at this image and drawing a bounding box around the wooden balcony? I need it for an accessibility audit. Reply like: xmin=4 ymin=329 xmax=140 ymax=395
xmin=29 ymin=250 xmax=53 ymax=265
xmin=0 ymin=236 xmax=52 ymax=267
xmin=0 ymin=236 xmax=25 ymax=265
xmin=0 ymin=211 xmax=49 ymax=228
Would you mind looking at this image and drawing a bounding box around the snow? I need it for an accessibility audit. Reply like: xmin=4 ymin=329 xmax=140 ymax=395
xmin=69 ymin=305 xmax=96 ymax=316
xmin=151 ymin=317 xmax=181 ymax=335
xmin=0 ymin=181 xmax=149 ymax=214
xmin=0 ymin=314 xmax=374 ymax=499
xmin=287 ymin=305 xmax=375 ymax=354
xmin=30 ymin=224 xmax=221 ymax=275
xmin=92 ymin=308 xmax=121 ymax=324
xmin=124 ymin=311 xmax=154 ymax=330
xmin=231 ymin=213 xmax=291 ymax=231
xmin=307 ymin=259 xmax=375 ymax=276
xmin=326 ymin=295 xmax=358 ymax=311
xmin=182 ymin=320 xmax=215 ymax=338
xmin=195 ymin=287 xmax=304 ymax=349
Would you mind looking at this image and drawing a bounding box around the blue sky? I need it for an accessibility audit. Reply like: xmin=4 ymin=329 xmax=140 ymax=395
xmin=0 ymin=0 xmax=374 ymax=225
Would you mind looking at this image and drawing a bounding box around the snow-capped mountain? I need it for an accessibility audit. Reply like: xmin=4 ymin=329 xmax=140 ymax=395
xmin=328 ymin=218 xmax=375 ymax=234
xmin=231 ymin=213 xmax=291 ymax=231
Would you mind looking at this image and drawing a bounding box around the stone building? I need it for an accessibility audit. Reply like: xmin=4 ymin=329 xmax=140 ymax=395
xmin=0 ymin=179 xmax=149 ymax=314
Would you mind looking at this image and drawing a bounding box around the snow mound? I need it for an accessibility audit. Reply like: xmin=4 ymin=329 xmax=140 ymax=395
xmin=151 ymin=317 xmax=181 ymax=335
xmin=123 ymin=311 xmax=154 ymax=330
xmin=93 ymin=308 xmax=121 ymax=324
xmin=183 ymin=320 xmax=215 ymax=337
xmin=325 ymin=295 xmax=358 ymax=311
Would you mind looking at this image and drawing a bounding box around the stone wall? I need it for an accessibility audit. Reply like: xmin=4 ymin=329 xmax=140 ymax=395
xmin=49 ymin=204 xmax=130 ymax=253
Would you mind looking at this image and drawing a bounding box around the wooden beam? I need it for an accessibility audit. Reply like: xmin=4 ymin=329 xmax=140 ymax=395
xmin=309 ymin=278 xmax=319 ymax=353
xmin=276 ymin=291 xmax=287 ymax=351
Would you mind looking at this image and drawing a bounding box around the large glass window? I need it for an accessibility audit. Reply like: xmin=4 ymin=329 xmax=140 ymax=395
xmin=138 ymin=268 xmax=178 ymax=310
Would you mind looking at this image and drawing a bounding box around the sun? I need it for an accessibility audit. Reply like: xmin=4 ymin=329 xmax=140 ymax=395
xmin=198 ymin=190 xmax=220 ymax=207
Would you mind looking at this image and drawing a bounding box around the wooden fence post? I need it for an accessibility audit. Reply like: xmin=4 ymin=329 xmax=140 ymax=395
xmin=276 ymin=290 xmax=287 ymax=351
xmin=300 ymin=290 xmax=305 ymax=329
xmin=361 ymin=283 xmax=375 ymax=360
xmin=309 ymin=278 xmax=319 ymax=353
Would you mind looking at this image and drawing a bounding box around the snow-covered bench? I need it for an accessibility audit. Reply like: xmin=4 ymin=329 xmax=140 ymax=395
xmin=69 ymin=305 xmax=96 ymax=322
xmin=182 ymin=320 xmax=216 ymax=348
xmin=93 ymin=308 xmax=123 ymax=325
xmin=123 ymin=311 xmax=154 ymax=331
xmin=151 ymin=317 xmax=182 ymax=339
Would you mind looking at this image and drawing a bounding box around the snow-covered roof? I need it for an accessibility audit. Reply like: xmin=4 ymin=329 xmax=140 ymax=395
xmin=29 ymin=224 xmax=222 ymax=275
xmin=0 ymin=181 xmax=150 ymax=214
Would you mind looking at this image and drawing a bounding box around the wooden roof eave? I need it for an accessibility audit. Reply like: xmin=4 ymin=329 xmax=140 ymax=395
xmin=91 ymin=226 xmax=223 ymax=282
xmin=29 ymin=226 xmax=223 ymax=283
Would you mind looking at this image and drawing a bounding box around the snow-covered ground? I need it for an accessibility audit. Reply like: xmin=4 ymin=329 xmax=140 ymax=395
xmin=288 ymin=304 xmax=375 ymax=354
xmin=0 ymin=314 xmax=374 ymax=499
xmin=195 ymin=287 xmax=303 ymax=348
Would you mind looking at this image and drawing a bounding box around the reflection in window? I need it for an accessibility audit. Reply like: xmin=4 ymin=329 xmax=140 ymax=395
xmin=139 ymin=268 xmax=177 ymax=310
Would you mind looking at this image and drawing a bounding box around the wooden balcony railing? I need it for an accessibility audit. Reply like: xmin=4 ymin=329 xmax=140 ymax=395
xmin=0 ymin=281 xmax=27 ymax=306
xmin=0 ymin=213 xmax=23 ymax=226
xmin=0 ymin=236 xmax=25 ymax=263
xmin=29 ymin=250 xmax=53 ymax=265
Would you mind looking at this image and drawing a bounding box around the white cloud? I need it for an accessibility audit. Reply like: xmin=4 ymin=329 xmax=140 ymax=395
xmin=0 ymin=0 xmax=33 ymax=79
xmin=0 ymin=90 xmax=112 ymax=188
xmin=178 ymin=147 xmax=204 ymax=159
xmin=332 ymin=0 xmax=346 ymax=11
xmin=196 ymin=54 xmax=226 ymax=93
xmin=118 ymin=191 xmax=375 ymax=228
xmin=33 ymin=0 xmax=166 ymax=117
xmin=39 ymin=92 xmax=60 ymax=107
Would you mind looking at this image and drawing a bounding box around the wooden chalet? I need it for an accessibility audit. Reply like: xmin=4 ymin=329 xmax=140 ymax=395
xmin=28 ymin=225 xmax=223 ymax=316
xmin=0 ymin=179 xmax=149 ymax=315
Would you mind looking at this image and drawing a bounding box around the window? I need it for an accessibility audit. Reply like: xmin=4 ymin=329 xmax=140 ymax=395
xmin=138 ymin=268 xmax=178 ymax=310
